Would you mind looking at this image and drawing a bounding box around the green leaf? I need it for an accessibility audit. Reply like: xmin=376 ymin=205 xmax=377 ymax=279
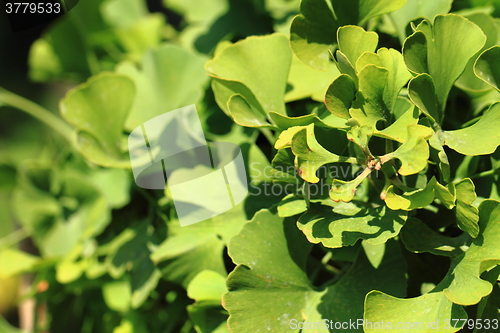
xmin=116 ymin=44 xmax=208 ymax=131
xmin=454 ymin=178 xmax=480 ymax=238
xmin=390 ymin=124 xmax=433 ymax=176
xmin=227 ymin=94 xmax=274 ymax=128
xmin=289 ymin=0 xmax=339 ymax=70
xmin=270 ymin=110 xmax=350 ymax=130
xmin=362 ymin=240 xmax=386 ymax=269
xmin=388 ymin=0 xmax=453 ymax=44
xmin=347 ymin=47 xmax=411 ymax=129
xmin=188 ymin=301 xmax=230 ymax=333
xmin=28 ymin=15 xmax=91 ymax=82
xmin=89 ymin=168 xmax=130 ymax=208
xmin=401 ymin=218 xmax=471 ymax=257
xmin=339 ymin=0 xmax=407 ymax=26
xmin=329 ymin=167 xmax=372 ymax=203
xmin=291 ymin=124 xmax=355 ymax=183
xmin=101 ymin=0 xmax=165 ymax=61
xmin=275 ymin=126 xmax=306 ymax=150
xmin=290 ymin=0 xmax=405 ymax=70
xmin=365 ymin=199 xmax=500 ymax=329
xmin=12 ymin=162 xmax=110 ymax=257
xmin=403 ymin=14 xmax=487 ymax=118
xmin=456 ymin=13 xmax=500 ymax=92
xmin=101 ymin=0 xmax=148 ymax=26
xmin=336 ymin=51 xmax=358 ymax=84
xmin=102 ymin=281 xmax=132 ymax=312
xmin=337 ymin=25 xmax=379 ymax=68
xmin=349 ymin=65 xmax=389 ymax=128
xmin=443 ymin=102 xmax=500 ymax=155
xmin=325 ymin=74 xmax=356 ymax=119
xmin=318 ymin=239 xmax=407 ymax=326
xmin=271 ymin=148 xmax=301 ymax=184
xmin=408 ymin=73 xmax=439 ymax=122
xmin=0 ymin=249 xmax=39 ymax=278
xmin=376 ymin=48 xmax=413 ymax=112
xmin=0 ymin=316 xmax=26 ymax=333
xmin=402 ymin=31 xmax=428 ymax=74
xmin=385 ymin=185 xmax=434 ymax=211
xmin=376 ymin=99 xmax=419 ymax=143
xmin=56 ymin=257 xmax=88 ymax=283
xmin=187 ymin=270 xmax=227 ymax=302
xmin=329 ymin=178 xmax=361 ymax=203
xmin=104 ymin=223 xmax=161 ymax=308
xmin=165 ymin=0 xmax=271 ymax=54
xmin=153 ymin=229 xmax=225 ymax=288
xmin=347 ymin=125 xmax=373 ymax=152
xmin=60 ymin=73 xmax=135 ymax=168
xmin=385 ymin=176 xmax=455 ymax=211
xmin=429 ymin=129 xmax=451 ymax=182
xmin=285 ymin=53 xmax=340 ymax=102
xmin=224 ymin=208 xmax=407 ymax=332
xmin=297 ymin=203 xmax=408 ymax=248
xmin=474 ymin=46 xmax=500 ymax=92
xmin=277 ymin=194 xmax=308 ymax=217
xmin=152 ymin=201 xmax=248 ymax=288
xmin=206 ymin=34 xmax=292 ymax=116
xmin=365 ymin=291 xmax=467 ymax=332
xmin=224 ymin=209 xmax=316 ymax=332
xmin=442 ymin=199 xmax=500 ymax=305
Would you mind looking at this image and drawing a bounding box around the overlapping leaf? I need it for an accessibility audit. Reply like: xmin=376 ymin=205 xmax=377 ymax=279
xmin=404 ymin=14 xmax=487 ymax=122
xmin=206 ymin=34 xmax=292 ymax=129
xmin=290 ymin=0 xmax=406 ymax=69
xmin=60 ymin=73 xmax=135 ymax=167
xmin=456 ymin=13 xmax=500 ymax=92
xmin=365 ymin=199 xmax=500 ymax=330
xmin=443 ymin=102 xmax=500 ymax=156
xmin=386 ymin=124 xmax=433 ymax=176
xmin=385 ymin=176 xmax=455 ymax=211
xmin=223 ymin=208 xmax=407 ymax=332
xmin=400 ymin=218 xmax=471 ymax=257
xmin=297 ymin=203 xmax=408 ymax=248
xmin=116 ymin=43 xmax=208 ymax=131
xmin=474 ymin=46 xmax=500 ymax=92
xmin=290 ymin=124 xmax=356 ymax=183
xmin=385 ymin=0 xmax=453 ymax=44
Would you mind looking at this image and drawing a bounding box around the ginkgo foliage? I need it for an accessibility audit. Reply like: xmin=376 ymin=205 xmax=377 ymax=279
xmin=1 ymin=0 xmax=500 ymax=332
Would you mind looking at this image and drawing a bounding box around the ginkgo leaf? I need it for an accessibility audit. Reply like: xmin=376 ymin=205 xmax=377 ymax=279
xmin=297 ymin=203 xmax=407 ymax=248
xmin=401 ymin=218 xmax=471 ymax=257
xmin=385 ymin=176 xmax=455 ymax=211
xmin=290 ymin=0 xmax=405 ymax=69
xmin=403 ymin=14 xmax=487 ymax=120
xmin=60 ymin=73 xmax=135 ymax=168
xmin=474 ymin=46 xmax=500 ymax=92
xmin=206 ymin=34 xmax=292 ymax=116
xmin=365 ymin=199 xmax=500 ymax=330
xmin=389 ymin=125 xmax=433 ymax=176
xmin=444 ymin=102 xmax=500 ymax=156
xmin=454 ymin=178 xmax=479 ymax=238
xmin=290 ymin=124 xmax=356 ymax=183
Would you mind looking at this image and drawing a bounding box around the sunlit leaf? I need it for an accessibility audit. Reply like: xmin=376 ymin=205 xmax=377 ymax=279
xmin=444 ymin=102 xmax=500 ymax=155
xmin=297 ymin=203 xmax=407 ymax=248
xmin=60 ymin=73 xmax=135 ymax=168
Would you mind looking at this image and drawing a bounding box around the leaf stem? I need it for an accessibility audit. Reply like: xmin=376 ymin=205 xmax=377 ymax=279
xmin=379 ymin=153 xmax=395 ymax=165
xmin=303 ymin=181 xmax=310 ymax=209
xmin=469 ymin=168 xmax=500 ymax=179
xmin=0 ymin=88 xmax=76 ymax=147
